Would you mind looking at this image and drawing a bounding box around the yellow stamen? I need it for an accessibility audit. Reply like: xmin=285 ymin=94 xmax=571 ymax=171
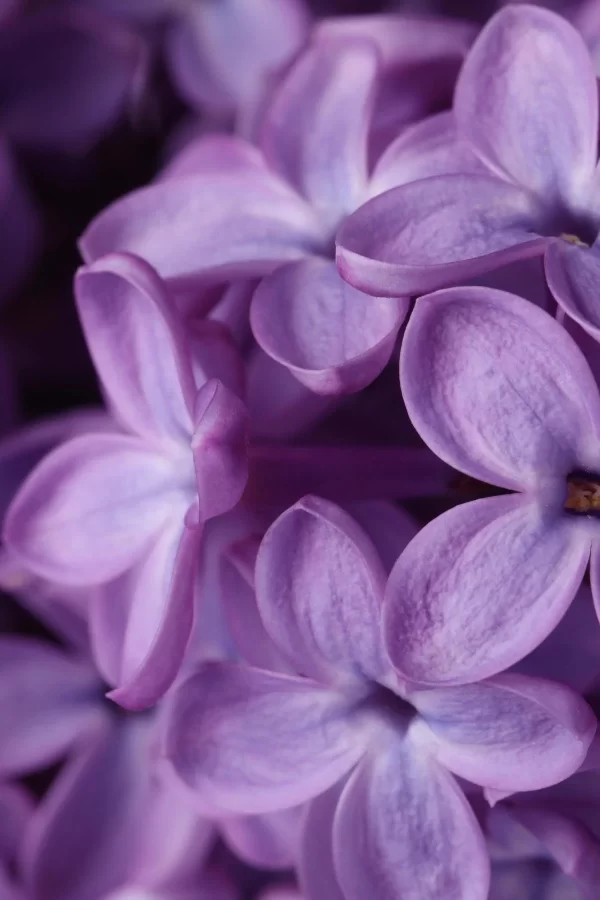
xmin=561 ymin=233 xmax=590 ymax=248
xmin=565 ymin=477 xmax=600 ymax=513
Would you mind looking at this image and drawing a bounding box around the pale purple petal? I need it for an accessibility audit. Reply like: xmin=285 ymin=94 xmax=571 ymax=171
xmin=192 ymin=379 xmax=248 ymax=521
xmin=220 ymin=806 xmax=301 ymax=870
xmin=76 ymin=253 xmax=196 ymax=444
xmin=250 ymin=258 xmax=406 ymax=396
xmin=587 ymin=537 xmax=600 ymax=632
xmin=160 ymin=133 xmax=270 ymax=182
xmin=454 ymin=5 xmax=598 ymax=198
xmin=411 ymin=673 xmax=595 ymax=792
xmin=255 ymin=496 xmax=389 ymax=683
xmin=92 ymin=519 xmax=201 ymax=710
xmin=0 ymin=11 xmax=146 ymax=152
xmin=187 ymin=319 xmax=245 ymax=399
xmin=508 ymin=806 xmax=600 ymax=887
xmin=337 ymin=175 xmax=546 ymax=297
xmin=545 ymin=241 xmax=600 ymax=343
xmin=401 ymin=286 xmax=600 ymax=491
xmin=384 ymin=495 xmax=591 ymax=686
xmin=4 ymin=434 xmax=183 ymax=585
xmin=0 ymin=638 xmax=103 ymax=777
xmin=333 ymin=730 xmax=490 ymax=900
xmin=80 ymin=165 xmax=323 ymax=290
xmin=299 ymin=783 xmax=345 ymax=900
xmin=166 ymin=661 xmax=365 ymax=814
xmin=261 ymin=37 xmax=378 ymax=228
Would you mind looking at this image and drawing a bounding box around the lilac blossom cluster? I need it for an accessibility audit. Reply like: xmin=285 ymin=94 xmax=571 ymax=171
xmin=3 ymin=0 xmax=600 ymax=898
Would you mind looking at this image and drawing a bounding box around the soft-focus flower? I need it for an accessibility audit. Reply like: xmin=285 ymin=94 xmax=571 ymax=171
xmin=4 ymin=253 xmax=248 ymax=708
xmin=336 ymin=2 xmax=600 ymax=333
xmin=167 ymin=496 xmax=594 ymax=900
xmin=387 ymin=285 xmax=600 ymax=686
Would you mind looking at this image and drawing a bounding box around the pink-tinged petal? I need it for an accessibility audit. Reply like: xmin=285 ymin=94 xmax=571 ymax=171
xmin=300 ymin=783 xmax=346 ymax=900
xmin=455 ymin=6 xmax=598 ymax=198
xmin=0 ymin=12 xmax=146 ymax=152
xmin=4 ymin=434 xmax=182 ymax=586
xmin=336 ymin=175 xmax=546 ymax=297
xmin=192 ymin=379 xmax=248 ymax=521
xmin=220 ymin=806 xmax=301 ymax=870
xmin=80 ymin=163 xmax=321 ymax=290
xmin=260 ymin=889 xmax=303 ymax=900
xmin=0 ymin=637 xmax=103 ymax=777
xmin=256 ymin=496 xmax=389 ymax=684
xmin=0 ymin=140 xmax=39 ymax=305
xmin=93 ymin=519 xmax=201 ymax=710
xmin=250 ymin=258 xmax=406 ymax=396
xmin=76 ymin=254 xmax=196 ymax=444
xmin=333 ymin=730 xmax=490 ymax=900
xmin=384 ymin=495 xmax=591 ymax=686
xmin=411 ymin=673 xmax=595 ymax=793
xmin=369 ymin=111 xmax=486 ymax=197
xmin=166 ymin=0 xmax=309 ymax=129
xmin=261 ymin=37 xmax=378 ymax=228
xmin=546 ymin=241 xmax=600 ymax=343
xmin=160 ymin=133 xmax=270 ymax=182
xmin=188 ymin=319 xmax=245 ymax=399
xmin=21 ymin=719 xmax=152 ymax=900
xmin=401 ymin=286 xmax=600 ymax=491
xmin=508 ymin=806 xmax=600 ymax=887
xmin=166 ymin=661 xmax=365 ymax=814
xmin=247 ymin=347 xmax=334 ymax=440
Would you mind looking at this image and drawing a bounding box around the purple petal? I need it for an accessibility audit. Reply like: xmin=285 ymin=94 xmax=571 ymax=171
xmin=166 ymin=661 xmax=365 ymax=814
xmin=93 ymin=519 xmax=201 ymax=710
xmin=336 ymin=174 xmax=546 ymax=297
xmin=384 ymin=495 xmax=591 ymax=686
xmin=220 ymin=806 xmax=301 ymax=870
xmin=333 ymin=731 xmax=490 ymax=900
xmin=21 ymin=719 xmax=152 ymax=900
xmin=250 ymin=258 xmax=406 ymax=396
xmin=369 ymin=111 xmax=486 ymax=197
xmin=455 ymin=5 xmax=598 ymax=198
xmin=0 ymin=12 xmax=146 ymax=152
xmin=411 ymin=673 xmax=595 ymax=792
xmin=348 ymin=501 xmax=418 ymax=575
xmin=489 ymin=862 xmax=548 ymax=900
xmin=0 ymin=782 xmax=32 ymax=863
xmin=299 ymin=783 xmax=346 ymax=900
xmin=545 ymin=241 xmax=600 ymax=343
xmin=508 ymin=806 xmax=600 ymax=887
xmin=188 ymin=319 xmax=245 ymax=399
xmin=261 ymin=37 xmax=378 ymax=229
xmin=0 ymin=638 xmax=103 ymax=777
xmin=80 ymin=154 xmax=322 ymax=291
xmin=255 ymin=496 xmax=389 ymax=684
xmin=76 ymin=254 xmax=196 ymax=444
xmin=160 ymin=133 xmax=270 ymax=182
xmin=166 ymin=0 xmax=309 ymax=128
xmin=4 ymin=434 xmax=182 ymax=585
xmin=192 ymin=379 xmax=248 ymax=520
xmin=401 ymin=286 xmax=600 ymax=491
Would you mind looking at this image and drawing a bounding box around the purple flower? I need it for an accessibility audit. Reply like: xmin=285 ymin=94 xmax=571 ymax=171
xmin=4 ymin=253 xmax=248 ymax=709
xmin=386 ymin=285 xmax=600 ymax=686
xmin=336 ymin=2 xmax=600 ymax=331
xmin=166 ymin=496 xmax=594 ymax=900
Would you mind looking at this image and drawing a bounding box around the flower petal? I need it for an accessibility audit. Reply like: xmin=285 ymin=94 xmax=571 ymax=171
xmin=454 ymin=5 xmax=598 ymax=198
xmin=220 ymin=806 xmax=301 ymax=871
xmin=333 ymin=730 xmax=490 ymax=900
xmin=166 ymin=661 xmax=365 ymax=814
xmin=80 ymin=155 xmax=322 ymax=289
xmin=256 ymin=496 xmax=389 ymax=684
xmin=336 ymin=174 xmax=546 ymax=297
xmin=299 ymin=783 xmax=346 ymax=900
xmin=384 ymin=495 xmax=590 ymax=686
xmin=250 ymin=258 xmax=406 ymax=396
xmin=76 ymin=253 xmax=196 ymax=444
xmin=545 ymin=241 xmax=600 ymax=344
xmin=188 ymin=319 xmax=245 ymax=399
xmin=401 ymin=285 xmax=600 ymax=491
xmin=411 ymin=673 xmax=595 ymax=792
xmin=4 ymin=434 xmax=182 ymax=585
xmin=0 ymin=637 xmax=103 ymax=777
xmin=261 ymin=37 xmax=378 ymax=228
xmin=192 ymin=379 xmax=248 ymax=520
xmin=93 ymin=518 xmax=201 ymax=710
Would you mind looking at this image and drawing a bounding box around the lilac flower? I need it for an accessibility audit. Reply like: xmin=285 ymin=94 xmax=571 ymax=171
xmin=79 ymin=20 xmax=474 ymax=396
xmin=385 ymin=285 xmax=600 ymax=687
xmin=336 ymin=2 xmax=600 ymax=336
xmin=166 ymin=496 xmax=595 ymax=900
xmin=0 ymin=782 xmax=32 ymax=900
xmin=4 ymin=253 xmax=248 ymax=709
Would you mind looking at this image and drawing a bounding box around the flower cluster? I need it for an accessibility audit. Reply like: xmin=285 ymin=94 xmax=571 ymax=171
xmin=1 ymin=0 xmax=600 ymax=898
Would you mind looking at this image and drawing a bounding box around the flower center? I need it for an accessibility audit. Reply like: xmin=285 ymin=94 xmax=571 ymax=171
xmin=560 ymin=232 xmax=591 ymax=248
xmin=565 ymin=473 xmax=600 ymax=515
